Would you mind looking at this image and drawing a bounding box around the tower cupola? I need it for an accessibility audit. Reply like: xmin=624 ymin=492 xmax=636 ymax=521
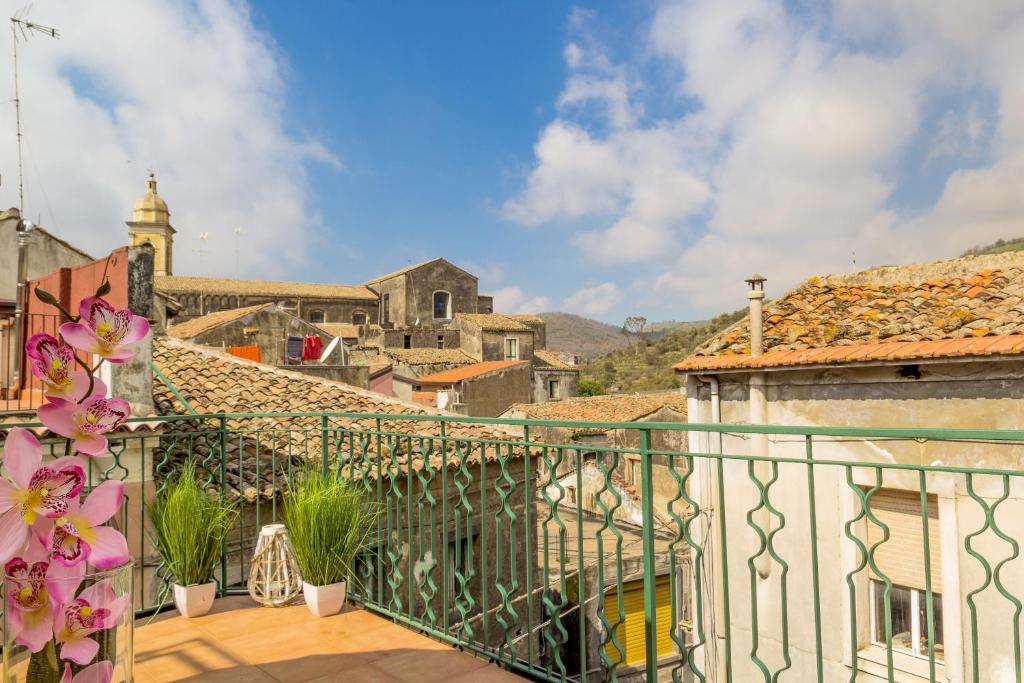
xmin=127 ymin=173 xmax=175 ymax=276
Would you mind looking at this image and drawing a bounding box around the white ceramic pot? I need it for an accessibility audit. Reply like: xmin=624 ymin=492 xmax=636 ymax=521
xmin=173 ymin=581 xmax=217 ymax=618
xmin=302 ymin=580 xmax=346 ymax=617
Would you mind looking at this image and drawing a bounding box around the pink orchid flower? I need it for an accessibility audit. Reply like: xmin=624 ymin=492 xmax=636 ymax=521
xmin=61 ymin=661 xmax=114 ymax=683
xmin=25 ymin=334 xmax=106 ymax=403
xmin=4 ymin=536 xmax=85 ymax=653
xmin=0 ymin=429 xmax=86 ymax=564
xmin=59 ymin=297 xmax=149 ymax=363
xmin=46 ymin=479 xmax=128 ymax=569
xmin=38 ymin=397 xmax=131 ymax=457
xmin=54 ymin=578 xmax=129 ymax=665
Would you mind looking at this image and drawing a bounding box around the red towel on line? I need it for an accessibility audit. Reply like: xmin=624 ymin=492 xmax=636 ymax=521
xmin=302 ymin=335 xmax=323 ymax=360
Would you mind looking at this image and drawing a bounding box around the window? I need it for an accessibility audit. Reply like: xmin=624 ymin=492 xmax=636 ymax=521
xmin=436 ymin=334 xmax=445 ymax=349
xmin=547 ymin=379 xmax=560 ymax=400
xmin=433 ymin=290 xmax=452 ymax=320
xmin=381 ymin=294 xmax=390 ymax=324
xmin=604 ymin=574 xmax=675 ymax=666
xmin=865 ymin=489 xmax=944 ymax=661
xmin=403 ymin=334 xmax=412 ymax=349
xmin=504 ymin=337 xmax=519 ymax=360
xmin=309 ymin=310 xmax=325 ymax=323
xmin=352 ymin=310 xmax=367 ymax=325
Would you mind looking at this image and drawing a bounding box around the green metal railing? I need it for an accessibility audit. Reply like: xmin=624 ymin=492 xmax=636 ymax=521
xmin=5 ymin=412 xmax=1024 ymax=682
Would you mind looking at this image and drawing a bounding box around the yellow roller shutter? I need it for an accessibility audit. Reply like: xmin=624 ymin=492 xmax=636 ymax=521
xmin=865 ymin=489 xmax=942 ymax=591
xmin=603 ymin=575 xmax=675 ymax=666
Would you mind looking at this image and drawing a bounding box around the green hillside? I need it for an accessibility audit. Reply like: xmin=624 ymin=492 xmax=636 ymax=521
xmin=962 ymin=237 xmax=1024 ymax=256
xmin=582 ymin=309 xmax=745 ymax=393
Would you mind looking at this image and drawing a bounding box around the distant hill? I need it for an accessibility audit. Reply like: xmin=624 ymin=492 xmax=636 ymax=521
xmin=582 ymin=309 xmax=746 ymax=393
xmin=962 ymin=237 xmax=1024 ymax=256
xmin=538 ymin=313 xmax=633 ymax=359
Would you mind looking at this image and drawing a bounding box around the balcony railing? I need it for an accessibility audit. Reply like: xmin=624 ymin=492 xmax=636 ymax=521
xmin=4 ymin=411 xmax=1024 ymax=682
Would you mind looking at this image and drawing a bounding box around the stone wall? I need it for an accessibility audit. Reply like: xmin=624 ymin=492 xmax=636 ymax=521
xmin=0 ymin=209 xmax=93 ymax=302
xmin=173 ymin=292 xmax=377 ymax=328
xmin=188 ymin=306 xmax=334 ymax=365
xmin=461 ymin=362 xmax=532 ymax=416
xmin=382 ymin=328 xmax=461 ymax=349
xmin=531 ymin=369 xmax=580 ymax=403
xmin=479 ymin=329 xmax=535 ymax=363
xmin=399 ymin=260 xmax=478 ymax=326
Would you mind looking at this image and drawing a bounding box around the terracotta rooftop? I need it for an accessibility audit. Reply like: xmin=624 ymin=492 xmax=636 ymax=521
xmin=508 ymin=314 xmax=544 ymax=323
xmin=315 ymin=322 xmax=362 ymax=339
xmin=676 ymin=252 xmax=1024 ymax=372
xmin=415 ymin=360 xmax=529 ymax=385
xmin=534 ymin=350 xmax=580 ymax=371
xmin=362 ymin=257 xmax=476 ymax=285
xmin=509 ymin=391 xmax=687 ymax=424
xmin=151 ymin=337 xmax=520 ymax=498
xmin=155 ymin=275 xmax=378 ymax=301
xmin=165 ymin=303 xmax=273 ymax=339
xmin=454 ymin=313 xmax=532 ymax=332
xmin=381 ymin=348 xmax=476 ymax=366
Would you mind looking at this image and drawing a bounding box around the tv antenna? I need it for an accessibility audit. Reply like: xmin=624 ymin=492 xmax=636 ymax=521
xmin=194 ymin=232 xmax=210 ymax=273
xmin=10 ymin=7 xmax=60 ymax=214
xmin=233 ymin=227 xmax=245 ymax=277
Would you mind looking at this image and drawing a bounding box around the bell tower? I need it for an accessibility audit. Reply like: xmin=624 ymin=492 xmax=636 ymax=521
xmin=126 ymin=173 xmax=175 ymax=276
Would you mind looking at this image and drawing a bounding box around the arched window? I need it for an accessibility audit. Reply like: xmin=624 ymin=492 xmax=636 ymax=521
xmin=433 ymin=290 xmax=452 ymax=320
xmin=352 ymin=310 xmax=367 ymax=325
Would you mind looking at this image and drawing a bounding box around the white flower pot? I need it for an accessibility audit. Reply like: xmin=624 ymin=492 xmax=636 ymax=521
xmin=302 ymin=580 xmax=346 ymax=617
xmin=173 ymin=581 xmax=217 ymax=618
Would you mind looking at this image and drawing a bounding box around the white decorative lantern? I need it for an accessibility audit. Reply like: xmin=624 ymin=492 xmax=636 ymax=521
xmin=248 ymin=524 xmax=302 ymax=607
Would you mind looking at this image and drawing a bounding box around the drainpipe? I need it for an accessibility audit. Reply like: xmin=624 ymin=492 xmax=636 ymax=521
xmin=12 ymin=218 xmax=34 ymax=390
xmin=746 ymin=274 xmax=771 ymax=578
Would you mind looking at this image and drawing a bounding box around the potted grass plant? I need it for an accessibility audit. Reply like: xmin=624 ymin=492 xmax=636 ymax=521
xmin=150 ymin=462 xmax=239 ymax=617
xmin=284 ymin=468 xmax=370 ymax=617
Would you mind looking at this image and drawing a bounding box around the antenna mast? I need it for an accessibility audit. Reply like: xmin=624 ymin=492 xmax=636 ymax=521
xmin=10 ymin=8 xmax=60 ymax=214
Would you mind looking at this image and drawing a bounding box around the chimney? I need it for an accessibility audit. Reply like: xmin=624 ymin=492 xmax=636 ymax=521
xmin=745 ymin=274 xmax=766 ymax=356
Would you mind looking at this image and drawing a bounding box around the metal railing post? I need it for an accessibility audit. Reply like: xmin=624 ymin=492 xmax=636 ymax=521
xmin=321 ymin=413 xmax=330 ymax=476
xmin=218 ymin=413 xmax=228 ymax=596
xmin=640 ymin=426 xmax=658 ymax=680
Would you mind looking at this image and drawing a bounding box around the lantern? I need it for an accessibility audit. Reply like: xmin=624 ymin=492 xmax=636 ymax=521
xmin=248 ymin=524 xmax=302 ymax=606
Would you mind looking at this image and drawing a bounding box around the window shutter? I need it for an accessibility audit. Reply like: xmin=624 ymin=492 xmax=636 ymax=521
xmin=604 ymin=575 xmax=674 ymax=666
xmin=865 ymin=489 xmax=942 ymax=592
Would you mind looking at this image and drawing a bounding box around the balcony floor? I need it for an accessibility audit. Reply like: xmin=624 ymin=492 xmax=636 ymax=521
xmin=135 ymin=595 xmax=525 ymax=682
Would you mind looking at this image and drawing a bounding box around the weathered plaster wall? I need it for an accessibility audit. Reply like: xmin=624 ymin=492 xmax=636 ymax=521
xmin=189 ymin=306 xmax=333 ymax=365
xmin=684 ymin=360 xmax=1024 ymax=683
xmin=460 ymin=363 xmax=532 ymax=417
xmin=400 ymin=260 xmax=478 ymax=326
xmin=480 ymin=330 xmax=535 ymax=363
xmin=173 ymin=292 xmax=377 ymax=327
xmin=0 ymin=210 xmax=93 ymax=302
xmin=382 ymin=329 xmax=460 ymax=349
xmin=531 ymin=369 xmax=580 ymax=403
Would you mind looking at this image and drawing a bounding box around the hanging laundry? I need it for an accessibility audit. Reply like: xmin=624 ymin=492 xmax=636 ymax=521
xmin=302 ymin=335 xmax=323 ymax=361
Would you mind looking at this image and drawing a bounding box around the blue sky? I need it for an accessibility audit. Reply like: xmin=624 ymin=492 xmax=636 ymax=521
xmin=2 ymin=1 xmax=1022 ymax=324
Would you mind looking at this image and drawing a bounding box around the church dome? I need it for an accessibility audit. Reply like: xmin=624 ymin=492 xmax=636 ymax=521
xmin=132 ymin=173 xmax=170 ymax=224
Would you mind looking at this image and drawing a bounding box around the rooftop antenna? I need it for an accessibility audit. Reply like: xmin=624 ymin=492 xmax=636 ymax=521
xmin=194 ymin=232 xmax=209 ymax=274
xmin=234 ymin=227 xmax=245 ymax=277
xmin=10 ymin=6 xmax=60 ymax=215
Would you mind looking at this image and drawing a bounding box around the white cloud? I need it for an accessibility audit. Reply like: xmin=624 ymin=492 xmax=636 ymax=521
xmin=562 ymin=282 xmax=622 ymax=317
xmin=492 ymin=286 xmax=552 ymax=314
xmin=508 ymin=0 xmax=1024 ymax=313
xmin=0 ymin=0 xmax=339 ymax=278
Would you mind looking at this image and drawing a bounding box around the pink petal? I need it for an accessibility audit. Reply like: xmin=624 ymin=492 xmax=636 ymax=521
xmin=15 ymin=604 xmax=53 ymax=652
xmin=70 ymin=661 xmax=114 ymax=683
xmin=58 ymin=323 xmax=104 ymax=356
xmin=0 ymin=478 xmax=18 ymax=514
xmin=96 ymin=347 xmax=136 ymax=364
xmin=78 ymin=297 xmax=114 ymax=326
xmin=53 ymin=372 xmax=105 ymax=403
xmin=37 ymin=402 xmax=79 ymax=440
xmin=86 ymin=527 xmax=129 ymax=570
xmin=46 ymin=556 xmax=86 ymax=606
xmin=61 ymin=664 xmax=73 ymax=683
xmin=77 ymin=578 xmax=115 ymax=609
xmin=60 ymin=635 xmax=99 ymax=666
xmin=0 ymin=509 xmax=29 ymax=564
xmin=121 ymin=315 xmax=150 ymax=344
xmin=72 ymin=434 xmax=108 ymax=457
xmin=80 ymin=481 xmax=124 ymax=526
xmin=49 ymin=456 xmax=88 ymax=474
xmin=3 ymin=428 xmax=43 ymax=488
xmin=25 ymin=333 xmax=59 ymax=361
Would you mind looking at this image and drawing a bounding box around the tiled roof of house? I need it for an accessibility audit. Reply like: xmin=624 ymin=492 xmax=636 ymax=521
xmin=534 ymin=350 xmax=580 ymax=371
xmin=315 ymin=322 xmax=361 ymax=339
xmin=415 ymin=360 xmax=529 ymax=384
xmin=454 ymin=313 xmax=532 ymax=332
xmin=381 ymin=348 xmax=476 ymax=366
xmin=508 ymin=314 xmax=544 ymax=323
xmin=155 ymin=275 xmax=378 ymax=301
xmin=676 ymin=252 xmax=1024 ymax=372
xmin=362 ymin=257 xmax=476 ymax=285
xmin=151 ymin=337 xmax=521 ymax=499
xmin=166 ymin=303 xmax=272 ymax=339
xmin=510 ymin=391 xmax=687 ymax=424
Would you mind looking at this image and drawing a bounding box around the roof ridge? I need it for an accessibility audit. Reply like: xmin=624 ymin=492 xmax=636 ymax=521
xmin=165 ymin=302 xmax=274 ymax=338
